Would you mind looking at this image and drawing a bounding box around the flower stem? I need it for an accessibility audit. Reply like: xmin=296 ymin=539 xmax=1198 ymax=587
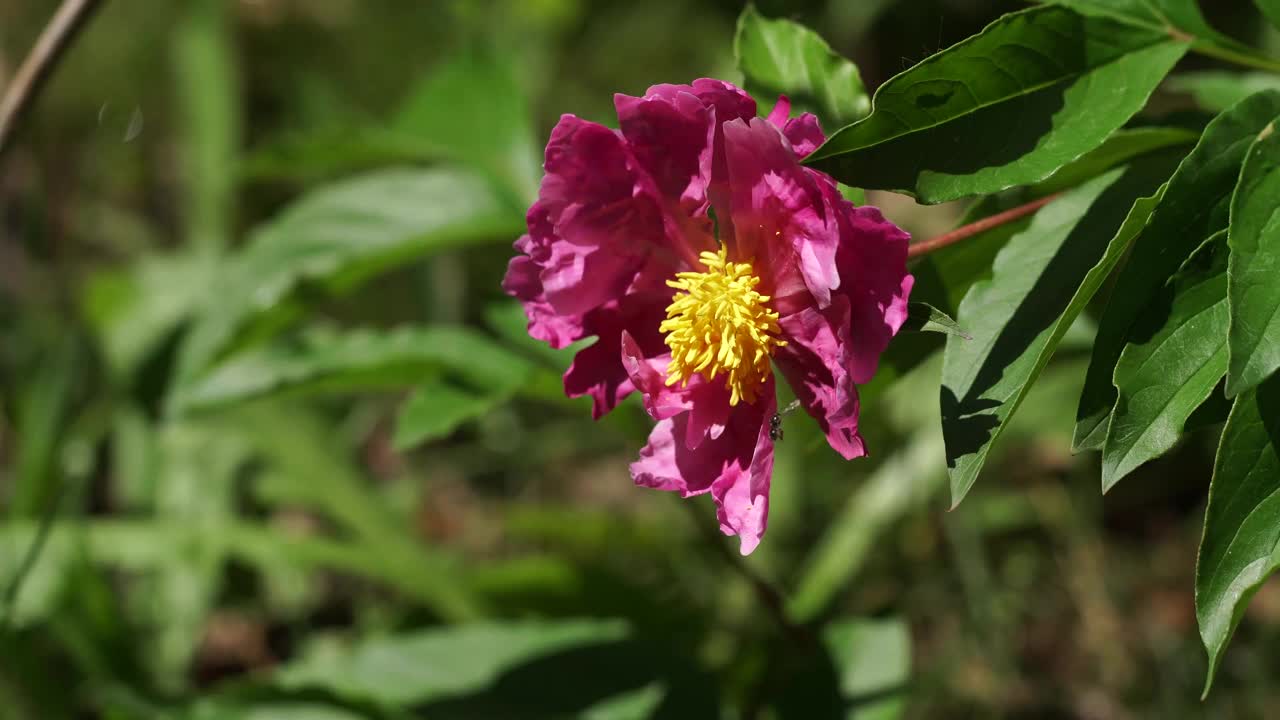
xmin=0 ymin=0 xmax=104 ymax=158
xmin=907 ymin=193 xmax=1059 ymax=260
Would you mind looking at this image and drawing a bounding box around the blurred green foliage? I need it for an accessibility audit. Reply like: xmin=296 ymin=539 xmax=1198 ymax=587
xmin=2 ymin=1 xmax=1280 ymax=718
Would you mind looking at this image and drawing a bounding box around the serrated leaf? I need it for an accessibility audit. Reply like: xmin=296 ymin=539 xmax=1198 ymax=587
xmin=174 ymin=326 xmax=532 ymax=415
xmin=1074 ymin=90 xmax=1280 ymax=450
xmin=174 ymin=168 xmax=523 ymax=388
xmin=733 ymin=4 xmax=869 ymax=126
xmin=804 ymin=5 xmax=1187 ymax=203
xmin=393 ymin=382 xmax=504 ymax=449
xmin=1101 ymin=235 xmax=1229 ymax=491
xmin=1227 ymin=118 xmax=1280 ymax=397
xmin=900 ymin=302 xmax=968 ymax=338
xmin=1168 ymin=72 xmax=1280 ymax=113
xmin=1195 ymin=371 xmax=1280 ymax=693
xmin=942 ymin=155 xmax=1177 ymax=507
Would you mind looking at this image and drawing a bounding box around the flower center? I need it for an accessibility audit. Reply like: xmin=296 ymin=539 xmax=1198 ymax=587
xmin=660 ymin=247 xmax=786 ymax=406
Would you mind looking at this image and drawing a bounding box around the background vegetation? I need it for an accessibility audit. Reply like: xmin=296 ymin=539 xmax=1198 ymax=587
xmin=2 ymin=0 xmax=1280 ymax=717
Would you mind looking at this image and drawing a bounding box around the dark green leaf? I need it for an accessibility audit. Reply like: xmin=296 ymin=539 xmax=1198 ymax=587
xmin=942 ymin=155 xmax=1176 ymax=506
xmin=1168 ymin=72 xmax=1280 ymax=113
xmin=1074 ymin=90 xmax=1280 ymax=449
xmin=1046 ymin=0 xmax=1252 ymax=52
xmin=1101 ymin=236 xmax=1229 ymax=491
xmin=272 ymin=620 xmax=629 ymax=706
xmin=392 ymin=381 xmax=504 ymax=449
xmin=1195 ymin=372 xmax=1280 ymax=693
xmin=174 ymin=168 xmax=523 ymax=387
xmin=1257 ymin=0 xmax=1280 ymax=30
xmin=900 ymin=302 xmax=968 ymax=338
xmin=1227 ymin=118 xmax=1280 ymax=396
xmin=734 ymin=4 xmax=869 ymax=126
xmin=804 ymin=5 xmax=1187 ymax=203
xmin=174 ymin=326 xmax=532 ymax=415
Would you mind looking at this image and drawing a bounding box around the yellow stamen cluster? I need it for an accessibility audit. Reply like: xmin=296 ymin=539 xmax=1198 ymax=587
xmin=660 ymin=247 xmax=785 ymax=406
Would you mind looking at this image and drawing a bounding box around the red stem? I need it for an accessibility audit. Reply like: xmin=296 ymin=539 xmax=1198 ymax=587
xmin=906 ymin=193 xmax=1060 ymax=260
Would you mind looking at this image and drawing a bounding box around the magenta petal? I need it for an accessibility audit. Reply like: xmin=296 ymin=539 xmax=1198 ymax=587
xmin=536 ymin=115 xmax=664 ymax=316
xmin=781 ymin=113 xmax=825 ymax=159
xmin=564 ymin=295 xmax=668 ymax=419
xmin=829 ymin=197 xmax=913 ymax=384
xmin=776 ymin=300 xmax=866 ymax=460
xmin=628 ymin=378 xmax=777 ymax=554
xmin=615 ymin=90 xmax=714 ymax=213
xmin=721 ymin=117 xmax=837 ymax=309
xmin=766 ymin=95 xmax=792 ymax=128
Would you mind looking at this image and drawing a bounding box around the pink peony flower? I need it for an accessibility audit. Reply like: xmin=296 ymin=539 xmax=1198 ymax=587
xmin=503 ymin=79 xmax=913 ymax=554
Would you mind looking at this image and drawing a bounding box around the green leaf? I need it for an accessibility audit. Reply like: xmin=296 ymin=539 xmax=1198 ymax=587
xmin=1074 ymin=90 xmax=1280 ymax=450
xmin=789 ymin=432 xmax=945 ymax=622
xmin=174 ymin=168 xmax=523 ymax=386
xmin=1046 ymin=0 xmax=1246 ymax=48
xmin=143 ymin=421 xmax=249 ymax=690
xmin=243 ymin=50 xmax=540 ymax=203
xmin=392 ymin=381 xmax=505 ymax=449
xmin=1168 ymin=72 xmax=1280 ymax=113
xmin=174 ymin=0 xmax=240 ymax=254
xmin=733 ymin=4 xmax=869 ymax=126
xmin=81 ymin=252 xmax=216 ymax=378
xmin=273 ymin=620 xmax=629 ymax=707
xmin=1101 ymin=235 xmax=1229 ymax=491
xmin=899 ymin=302 xmax=968 ymax=338
xmin=824 ymin=618 xmax=911 ymax=720
xmin=804 ymin=5 xmax=1187 ymax=203
xmin=1195 ymin=372 xmax=1280 ymax=693
xmin=174 ymin=326 xmax=532 ymax=415
xmin=1227 ymin=118 xmax=1280 ymax=397
xmin=941 ymin=155 xmax=1177 ymax=507
xmin=391 ymin=50 xmax=541 ymax=205
xmin=1257 ymin=0 xmax=1280 ymax=30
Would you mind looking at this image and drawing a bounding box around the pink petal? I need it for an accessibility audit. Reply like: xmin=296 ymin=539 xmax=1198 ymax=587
xmin=721 ymin=117 xmax=837 ymax=310
xmin=615 ymin=89 xmax=714 ymax=214
xmin=628 ymin=377 xmax=777 ymax=554
xmin=536 ymin=115 xmax=667 ymax=315
xmin=564 ymin=295 xmax=669 ymax=419
xmin=781 ymin=113 xmax=825 ymax=159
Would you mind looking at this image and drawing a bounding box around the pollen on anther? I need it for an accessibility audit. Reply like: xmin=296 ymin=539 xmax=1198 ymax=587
xmin=659 ymin=247 xmax=785 ymax=406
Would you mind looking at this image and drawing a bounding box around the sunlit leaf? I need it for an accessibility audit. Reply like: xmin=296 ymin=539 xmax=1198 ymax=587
xmin=942 ymin=155 xmax=1177 ymax=506
xmin=174 ymin=168 xmax=523 ymax=391
xmin=1101 ymin=235 xmax=1229 ymax=491
xmin=1226 ymin=116 xmax=1280 ymax=396
xmin=805 ymin=5 xmax=1187 ymax=203
xmin=272 ymin=620 xmax=629 ymax=706
xmin=1074 ymin=91 xmax=1280 ymax=449
xmin=174 ymin=326 xmax=531 ymax=415
xmin=734 ymin=4 xmax=870 ymax=126
xmin=1196 ymin=372 xmax=1280 ymax=693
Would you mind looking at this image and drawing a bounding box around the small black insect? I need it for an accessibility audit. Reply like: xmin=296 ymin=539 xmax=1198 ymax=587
xmin=769 ymin=399 xmax=801 ymax=442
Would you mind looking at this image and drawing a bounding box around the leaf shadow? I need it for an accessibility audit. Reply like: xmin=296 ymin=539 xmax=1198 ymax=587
xmin=942 ymin=155 xmax=1179 ymax=467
